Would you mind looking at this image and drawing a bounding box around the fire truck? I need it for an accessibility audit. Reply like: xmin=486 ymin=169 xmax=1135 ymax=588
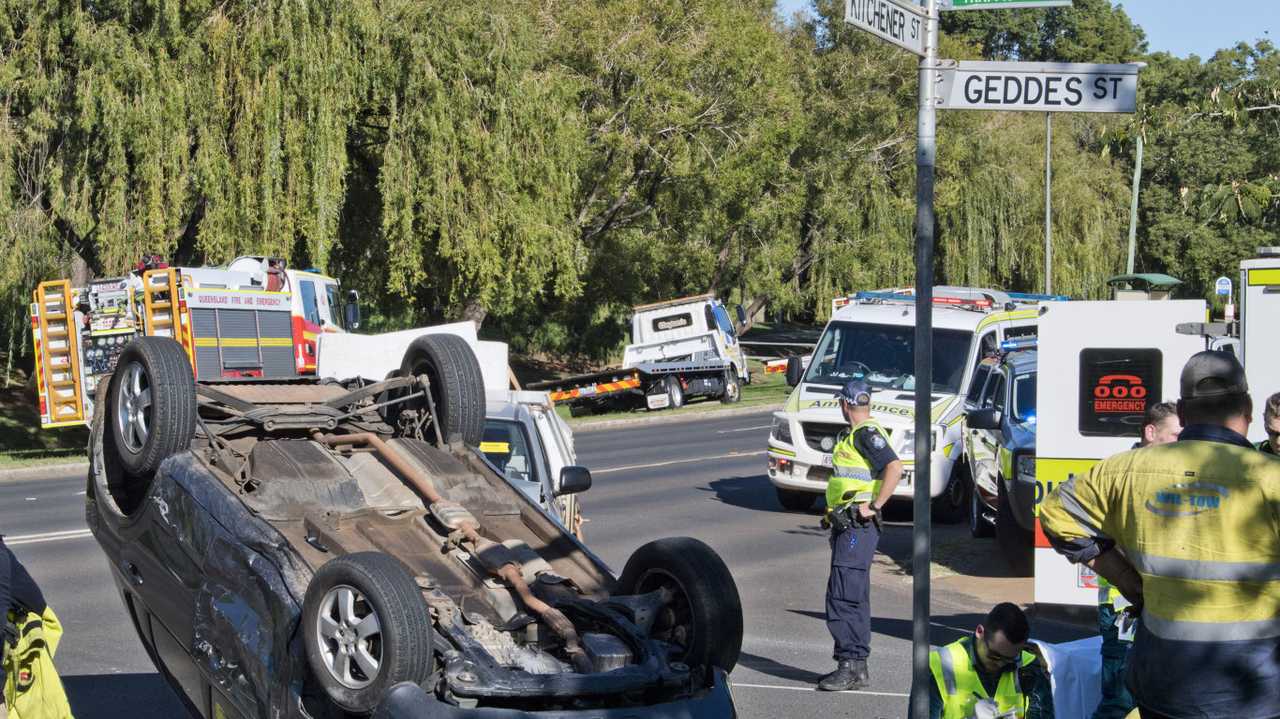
xmin=30 ymin=256 xmax=359 ymax=429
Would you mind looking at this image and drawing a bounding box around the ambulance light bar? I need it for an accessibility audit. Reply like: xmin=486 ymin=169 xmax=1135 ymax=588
xmin=851 ymin=290 xmax=994 ymax=310
xmin=1006 ymin=292 xmax=1069 ymax=303
xmin=999 ymin=337 xmax=1038 ymax=352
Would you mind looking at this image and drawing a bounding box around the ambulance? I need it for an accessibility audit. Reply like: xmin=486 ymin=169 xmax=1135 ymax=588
xmin=1031 ymin=247 xmax=1280 ymax=606
xmin=765 ymin=287 xmax=1064 ymax=517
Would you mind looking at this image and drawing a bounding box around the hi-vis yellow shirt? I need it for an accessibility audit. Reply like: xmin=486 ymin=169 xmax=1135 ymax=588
xmin=4 ymin=606 xmax=73 ymax=719
xmin=1039 ymin=434 xmax=1280 ymax=718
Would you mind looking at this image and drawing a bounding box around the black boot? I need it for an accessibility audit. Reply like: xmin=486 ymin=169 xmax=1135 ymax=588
xmin=818 ymin=659 xmax=869 ymax=691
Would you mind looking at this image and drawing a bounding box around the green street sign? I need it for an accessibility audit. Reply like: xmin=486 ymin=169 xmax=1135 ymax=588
xmin=942 ymin=0 xmax=1071 ymax=9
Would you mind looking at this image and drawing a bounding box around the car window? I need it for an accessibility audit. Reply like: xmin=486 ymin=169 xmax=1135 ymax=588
xmin=299 ymin=280 xmax=321 ymax=325
xmin=992 ymin=372 xmax=1008 ymax=413
xmin=712 ymin=305 xmax=736 ymax=338
xmin=481 ymin=420 xmax=539 ymax=485
xmin=966 ymin=365 xmax=992 ymax=405
xmin=803 ymin=320 xmax=974 ymax=394
xmin=1014 ymin=372 xmax=1037 ymax=422
xmin=325 ymin=283 xmax=344 ymax=329
xmin=978 ymin=331 xmax=998 ymax=359
xmin=981 ymin=372 xmax=1005 ymax=410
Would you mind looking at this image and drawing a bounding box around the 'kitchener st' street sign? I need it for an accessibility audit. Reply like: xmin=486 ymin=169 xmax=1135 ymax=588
xmin=844 ymin=0 xmax=927 ymax=57
xmin=942 ymin=0 xmax=1071 ymax=9
xmin=935 ymin=61 xmax=1141 ymax=113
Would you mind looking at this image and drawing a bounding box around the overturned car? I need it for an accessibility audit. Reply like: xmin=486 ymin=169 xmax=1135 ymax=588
xmin=86 ymin=335 xmax=742 ymax=718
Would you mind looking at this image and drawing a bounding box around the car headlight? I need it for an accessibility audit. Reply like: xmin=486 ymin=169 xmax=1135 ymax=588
xmin=1016 ymin=454 xmax=1036 ymax=478
xmin=771 ymin=416 xmax=792 ymax=445
xmin=898 ymin=427 xmax=941 ymax=458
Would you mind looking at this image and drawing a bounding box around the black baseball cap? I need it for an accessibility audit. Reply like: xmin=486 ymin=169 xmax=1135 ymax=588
xmin=838 ymin=379 xmax=873 ymax=406
xmin=1180 ymin=350 xmax=1249 ymax=400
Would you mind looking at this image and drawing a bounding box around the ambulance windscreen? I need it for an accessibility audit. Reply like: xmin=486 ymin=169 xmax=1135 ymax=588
xmin=803 ymin=321 xmax=973 ymax=394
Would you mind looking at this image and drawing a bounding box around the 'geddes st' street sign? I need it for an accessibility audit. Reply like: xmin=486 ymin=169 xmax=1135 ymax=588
xmin=935 ymin=60 xmax=1141 ymax=113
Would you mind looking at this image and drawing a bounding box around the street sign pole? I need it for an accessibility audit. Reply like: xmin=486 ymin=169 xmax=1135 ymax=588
xmin=1126 ymin=131 xmax=1144 ymax=274
xmin=1045 ymin=112 xmax=1053 ymax=294
xmin=910 ymin=0 xmax=938 ymax=717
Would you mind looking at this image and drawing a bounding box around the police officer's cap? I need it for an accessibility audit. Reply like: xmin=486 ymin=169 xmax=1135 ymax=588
xmin=838 ymin=379 xmax=873 ymax=406
xmin=1180 ymin=350 xmax=1249 ymax=400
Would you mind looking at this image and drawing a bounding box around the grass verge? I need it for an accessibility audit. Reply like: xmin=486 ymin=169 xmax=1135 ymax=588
xmin=0 ymin=384 xmax=89 ymax=469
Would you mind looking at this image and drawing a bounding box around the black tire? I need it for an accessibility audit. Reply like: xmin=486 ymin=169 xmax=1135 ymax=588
xmin=969 ymin=480 xmax=995 ymax=539
xmin=931 ymin=463 xmax=968 ymax=525
xmin=617 ymin=537 xmax=743 ymax=673
xmin=996 ymin=480 xmax=1034 ymax=576
xmin=107 ymin=337 xmax=196 ymax=477
xmin=665 ymin=375 xmax=685 ymax=409
xmin=720 ymin=369 xmax=742 ymax=404
xmin=399 ymin=334 xmax=485 ymax=446
xmin=776 ymin=488 xmax=815 ymax=512
xmin=568 ymin=402 xmax=594 ymax=418
xmin=303 ymin=552 xmax=434 ymax=715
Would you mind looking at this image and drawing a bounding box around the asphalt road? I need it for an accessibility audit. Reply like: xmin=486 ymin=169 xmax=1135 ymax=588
xmin=1 ymin=410 xmax=1088 ymax=718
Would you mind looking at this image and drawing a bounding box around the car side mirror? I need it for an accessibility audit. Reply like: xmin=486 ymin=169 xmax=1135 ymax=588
xmin=786 ymin=356 xmax=803 ymax=387
xmin=556 ymin=466 xmax=592 ymax=497
xmin=735 ymin=304 xmax=747 ymax=326
xmin=967 ymin=408 xmax=1002 ymax=431
xmin=344 ymin=301 xmax=361 ymax=330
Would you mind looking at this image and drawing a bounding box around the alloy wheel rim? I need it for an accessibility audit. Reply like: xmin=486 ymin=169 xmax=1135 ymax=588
xmin=116 ymin=361 xmax=152 ymax=453
xmin=316 ymin=584 xmax=383 ymax=689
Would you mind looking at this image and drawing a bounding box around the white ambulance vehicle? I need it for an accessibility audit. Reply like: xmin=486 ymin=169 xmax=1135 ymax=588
xmin=766 ymin=287 xmax=1062 ymax=517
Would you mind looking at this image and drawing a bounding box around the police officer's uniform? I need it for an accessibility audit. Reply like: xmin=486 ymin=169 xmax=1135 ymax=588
xmin=928 ymin=636 xmax=1045 ymax=719
xmin=819 ymin=380 xmax=897 ymax=691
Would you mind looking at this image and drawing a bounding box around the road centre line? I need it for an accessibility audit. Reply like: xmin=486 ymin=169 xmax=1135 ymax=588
xmin=716 ymin=424 xmax=773 ymax=434
xmin=730 ymin=681 xmax=909 ymax=698
xmin=593 ymin=450 xmax=766 ymax=475
xmin=5 ymin=529 xmax=93 ymax=546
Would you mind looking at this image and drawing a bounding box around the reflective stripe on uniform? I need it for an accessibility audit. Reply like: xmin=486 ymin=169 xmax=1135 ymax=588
xmin=1143 ymin=612 xmax=1280 ymax=642
xmin=827 ymin=419 xmax=889 ymax=510
xmin=934 ymin=644 xmax=957 ymax=695
xmin=1126 ymin=549 xmax=1280 ymax=582
xmin=1052 ymin=476 xmax=1104 ymax=538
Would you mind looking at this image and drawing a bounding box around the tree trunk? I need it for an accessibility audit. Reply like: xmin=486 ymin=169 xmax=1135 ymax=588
xmin=458 ymin=298 xmax=488 ymax=330
xmin=70 ymin=254 xmax=91 ymax=287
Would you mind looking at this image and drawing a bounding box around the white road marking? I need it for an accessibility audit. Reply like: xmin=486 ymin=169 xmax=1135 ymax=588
xmin=5 ymin=529 xmax=93 ymax=546
xmin=731 ymin=681 xmax=908 ymax=698
xmin=24 ymin=497 xmax=36 ymax=501
xmin=716 ymin=424 xmax=773 ymax=434
xmin=594 ymin=450 xmax=767 ymax=475
xmin=76 ymin=490 xmax=86 ymax=496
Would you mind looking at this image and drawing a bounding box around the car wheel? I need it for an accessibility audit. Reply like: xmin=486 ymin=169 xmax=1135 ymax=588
xmin=996 ymin=480 xmax=1034 ymax=576
xmin=969 ymin=480 xmax=995 ymax=538
xmin=775 ymin=488 xmax=815 ymax=512
xmin=931 ymin=463 xmax=968 ymax=525
xmin=107 ymin=338 xmax=196 ymax=477
xmin=618 ymin=537 xmax=743 ymax=672
xmin=665 ymin=375 xmax=685 ymax=409
xmin=568 ymin=402 xmax=594 ymax=418
xmin=720 ymin=369 xmax=741 ymax=404
xmin=303 ymin=552 xmax=434 ymax=715
xmin=398 ymin=334 xmax=485 ymax=446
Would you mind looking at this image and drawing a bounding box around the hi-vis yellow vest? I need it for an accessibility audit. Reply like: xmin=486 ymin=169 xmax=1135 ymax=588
xmin=828 ymin=419 xmax=890 ymax=509
xmin=929 ymin=637 xmax=1036 ymax=719
xmin=3 ymin=606 xmax=74 ymax=719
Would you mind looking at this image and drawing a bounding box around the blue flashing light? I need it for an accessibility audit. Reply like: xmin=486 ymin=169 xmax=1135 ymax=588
xmin=1006 ymin=292 xmax=1070 ymax=303
xmin=1000 ymin=337 xmax=1038 ymax=352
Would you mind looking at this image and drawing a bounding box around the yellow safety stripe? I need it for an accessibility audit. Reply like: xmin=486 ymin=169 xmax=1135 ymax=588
xmin=194 ymin=337 xmax=293 ymax=348
xmin=975 ymin=309 xmax=1039 ymax=333
xmin=769 ymin=446 xmax=796 ymax=458
xmin=1247 ymin=268 xmax=1280 ymax=286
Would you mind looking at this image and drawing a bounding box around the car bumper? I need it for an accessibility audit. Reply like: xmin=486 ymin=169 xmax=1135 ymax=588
xmin=767 ymin=445 xmax=945 ymax=498
xmin=374 ymin=671 xmax=737 ymax=719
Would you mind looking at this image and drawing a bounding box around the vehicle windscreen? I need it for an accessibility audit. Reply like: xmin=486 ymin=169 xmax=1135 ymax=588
xmin=1013 ymin=372 xmax=1037 ymax=423
xmin=803 ymin=321 xmax=974 ymax=394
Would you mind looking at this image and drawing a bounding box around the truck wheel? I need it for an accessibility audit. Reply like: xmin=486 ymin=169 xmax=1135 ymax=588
xmin=303 ymin=552 xmax=434 ymax=715
xmin=720 ymin=369 xmax=741 ymax=404
xmin=969 ymin=479 xmax=995 ymax=539
xmin=665 ymin=375 xmax=685 ymax=409
xmin=996 ymin=480 xmax=1033 ymax=576
xmin=930 ymin=464 xmax=968 ymax=525
xmin=618 ymin=538 xmax=743 ymax=672
xmin=568 ymin=402 xmax=595 ymax=418
xmin=399 ymin=335 xmax=485 ymax=446
xmin=776 ymin=488 xmax=815 ymax=512
xmin=107 ymin=337 xmax=196 ymax=477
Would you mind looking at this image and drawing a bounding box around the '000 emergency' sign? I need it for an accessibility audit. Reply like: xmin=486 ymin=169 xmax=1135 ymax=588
xmin=936 ymin=60 xmax=1141 ymax=114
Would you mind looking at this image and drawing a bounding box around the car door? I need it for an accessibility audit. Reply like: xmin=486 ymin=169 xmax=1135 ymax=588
xmin=970 ymin=369 xmax=1005 ymax=496
xmin=963 ymin=362 xmax=994 ymax=482
xmin=480 ymin=418 xmax=545 ymax=507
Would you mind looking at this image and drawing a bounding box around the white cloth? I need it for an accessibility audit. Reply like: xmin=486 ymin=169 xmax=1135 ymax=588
xmin=1030 ymin=636 xmax=1103 ymax=719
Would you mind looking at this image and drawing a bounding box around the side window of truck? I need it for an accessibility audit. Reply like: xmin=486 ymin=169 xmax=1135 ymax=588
xmin=978 ymin=331 xmax=997 ymax=359
xmin=981 ymin=372 xmax=1005 ymax=410
xmin=992 ymin=371 xmax=1008 ymax=413
xmin=966 ymin=365 xmax=992 ymax=406
xmin=299 ymin=280 xmax=321 ymax=325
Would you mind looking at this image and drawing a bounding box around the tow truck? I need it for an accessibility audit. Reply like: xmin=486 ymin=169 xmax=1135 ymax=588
xmin=527 ymin=294 xmax=751 ymax=416
xmin=766 ymin=287 xmax=1065 ymax=518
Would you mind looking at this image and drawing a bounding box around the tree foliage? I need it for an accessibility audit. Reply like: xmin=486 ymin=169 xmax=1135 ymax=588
xmin=0 ymin=0 xmax=1275 ymax=367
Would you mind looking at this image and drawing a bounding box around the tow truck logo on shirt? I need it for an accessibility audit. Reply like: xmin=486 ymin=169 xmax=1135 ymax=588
xmin=1145 ymin=480 xmax=1229 ymax=517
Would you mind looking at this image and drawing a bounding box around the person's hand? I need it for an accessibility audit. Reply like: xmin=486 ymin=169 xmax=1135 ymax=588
xmin=857 ymin=503 xmax=877 ymax=520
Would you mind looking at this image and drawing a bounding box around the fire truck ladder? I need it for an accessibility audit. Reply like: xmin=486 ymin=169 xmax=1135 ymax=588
xmin=141 ymin=268 xmax=195 ymax=366
xmin=33 ymin=281 xmax=85 ymax=426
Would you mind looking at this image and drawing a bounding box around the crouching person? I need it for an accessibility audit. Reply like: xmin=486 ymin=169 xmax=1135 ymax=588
xmin=927 ymin=603 xmax=1053 ymax=719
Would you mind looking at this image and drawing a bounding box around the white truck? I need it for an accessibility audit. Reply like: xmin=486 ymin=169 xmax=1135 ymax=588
xmin=528 ymin=294 xmax=751 ymax=415
xmin=765 ymin=287 xmax=1065 ymax=518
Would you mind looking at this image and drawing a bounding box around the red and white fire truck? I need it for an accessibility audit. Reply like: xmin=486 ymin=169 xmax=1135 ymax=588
xmin=30 ymin=256 xmax=360 ymax=429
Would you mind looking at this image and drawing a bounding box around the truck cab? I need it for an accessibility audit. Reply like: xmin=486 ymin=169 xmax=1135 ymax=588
xmin=624 ymin=294 xmax=750 ymax=384
xmin=766 ymin=288 xmax=1060 ymax=518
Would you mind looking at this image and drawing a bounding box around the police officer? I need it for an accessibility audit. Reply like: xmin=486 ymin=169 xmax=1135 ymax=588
xmin=1 ymin=535 xmax=46 ymax=716
xmin=817 ymin=379 xmax=902 ymax=692
xmin=927 ymin=602 xmax=1054 ymax=719
xmin=1040 ymin=351 xmax=1280 ymax=719
xmin=1256 ymin=391 xmax=1280 ymax=455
